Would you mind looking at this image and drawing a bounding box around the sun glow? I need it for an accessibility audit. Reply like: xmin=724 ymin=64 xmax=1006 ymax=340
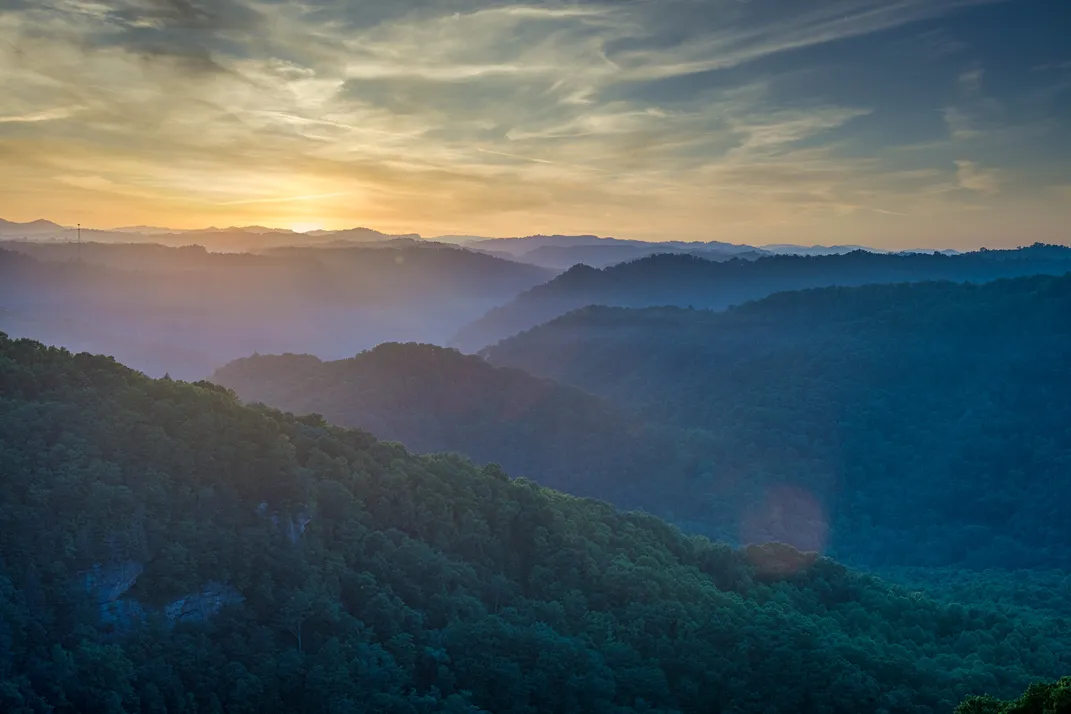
xmin=289 ymin=222 xmax=324 ymax=233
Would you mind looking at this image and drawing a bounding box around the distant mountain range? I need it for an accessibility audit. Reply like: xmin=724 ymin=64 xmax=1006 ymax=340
xmin=0 ymin=219 xmax=421 ymax=252
xmin=442 ymin=233 xmax=934 ymax=268
xmin=0 ymin=216 xmax=965 ymax=266
xmin=451 ymin=244 xmax=1071 ymax=352
xmin=455 ymin=234 xmax=769 ymax=269
xmin=0 ymin=218 xmax=66 ymax=237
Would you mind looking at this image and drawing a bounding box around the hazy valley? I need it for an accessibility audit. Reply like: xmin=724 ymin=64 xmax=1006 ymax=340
xmin=0 ymin=240 xmax=551 ymax=380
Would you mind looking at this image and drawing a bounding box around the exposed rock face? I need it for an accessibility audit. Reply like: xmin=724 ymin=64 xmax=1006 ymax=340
xmin=82 ymin=561 xmax=144 ymax=604
xmin=286 ymin=512 xmax=312 ymax=544
xmin=100 ymin=598 xmax=147 ymax=627
xmin=257 ymin=501 xmax=312 ymax=544
xmin=165 ymin=582 xmax=244 ymax=625
xmin=745 ymin=542 xmax=819 ymax=580
xmin=81 ymin=561 xmax=242 ymax=628
xmin=81 ymin=561 xmax=147 ymax=630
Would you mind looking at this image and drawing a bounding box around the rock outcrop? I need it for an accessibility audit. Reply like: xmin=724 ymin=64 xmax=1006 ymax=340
xmin=165 ymin=582 xmax=244 ymax=625
xmin=82 ymin=561 xmax=146 ymax=628
xmin=82 ymin=560 xmax=143 ymax=605
xmin=257 ymin=501 xmax=312 ymax=544
xmin=81 ymin=561 xmax=242 ymax=628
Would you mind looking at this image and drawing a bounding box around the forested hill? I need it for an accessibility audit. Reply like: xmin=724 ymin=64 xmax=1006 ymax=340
xmin=212 ymin=343 xmax=701 ymax=511
xmin=485 ymin=274 xmax=1071 ymax=570
xmin=2 ymin=332 xmax=1071 ymax=713
xmin=451 ymin=243 xmax=1071 ymax=352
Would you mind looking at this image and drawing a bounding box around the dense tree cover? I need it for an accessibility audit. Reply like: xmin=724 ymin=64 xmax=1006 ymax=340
xmin=484 ymin=274 xmax=1071 ymax=570
xmin=211 ymin=343 xmax=709 ymax=513
xmin=2 ymin=332 xmax=1070 ymax=712
xmin=0 ymin=244 xmax=550 ymax=380
xmin=877 ymin=568 xmax=1071 ymax=620
xmin=452 ymin=243 xmax=1071 ymax=351
xmin=955 ymin=677 xmax=1071 ymax=713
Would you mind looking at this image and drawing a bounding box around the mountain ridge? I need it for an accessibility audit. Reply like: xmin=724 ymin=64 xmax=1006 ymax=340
xmin=452 ymin=244 xmax=1071 ymax=352
xmin=2 ymin=217 xmax=973 ymax=263
xmin=211 ymin=342 xmax=706 ymax=513
xmin=483 ymin=273 xmax=1071 ymax=570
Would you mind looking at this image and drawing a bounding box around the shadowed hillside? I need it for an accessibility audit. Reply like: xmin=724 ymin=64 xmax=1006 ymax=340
xmin=484 ymin=274 xmax=1071 ymax=569
xmin=212 ymin=343 xmax=705 ymax=513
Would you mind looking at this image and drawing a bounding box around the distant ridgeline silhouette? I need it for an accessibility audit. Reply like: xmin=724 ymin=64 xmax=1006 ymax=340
xmin=451 ymin=243 xmax=1071 ymax=352
xmin=483 ymin=273 xmax=1071 ymax=570
xmin=2 ymin=332 xmax=1071 ymax=712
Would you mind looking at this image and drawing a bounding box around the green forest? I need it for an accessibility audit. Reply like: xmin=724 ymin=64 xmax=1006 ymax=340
xmin=212 ymin=343 xmax=704 ymax=513
xmin=210 ymin=275 xmax=1071 ymax=573
xmin=954 ymin=677 xmax=1071 ymax=713
xmin=2 ymin=332 xmax=1068 ymax=713
xmin=485 ymin=274 xmax=1071 ymax=571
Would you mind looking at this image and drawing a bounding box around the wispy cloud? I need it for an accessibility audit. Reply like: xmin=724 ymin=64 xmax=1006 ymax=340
xmin=475 ymin=148 xmax=554 ymax=165
xmin=958 ymin=68 xmax=985 ymax=93
xmin=0 ymin=0 xmax=1067 ymax=248
xmin=943 ymin=107 xmax=984 ymax=139
xmin=1033 ymin=60 xmax=1071 ymax=72
xmin=955 ymin=160 xmax=1000 ymax=194
xmin=0 ymin=107 xmax=82 ymax=123
xmin=607 ymin=0 xmax=1002 ymax=81
xmin=216 ymin=191 xmax=352 ymax=206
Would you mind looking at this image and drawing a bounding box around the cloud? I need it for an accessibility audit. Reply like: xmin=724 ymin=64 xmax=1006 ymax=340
xmin=55 ymin=174 xmax=117 ymax=191
xmin=1 ymin=0 xmax=1067 ymax=248
xmin=943 ymin=107 xmax=983 ymax=139
xmin=955 ymin=160 xmax=1000 ymax=194
xmin=0 ymin=106 xmax=81 ymax=123
xmin=217 ymin=191 xmax=352 ymax=206
xmin=1033 ymin=60 xmax=1071 ymax=72
xmin=605 ymin=0 xmax=1001 ymax=81
xmin=942 ymin=65 xmax=1007 ymax=141
xmin=728 ymin=106 xmax=871 ymax=153
xmin=958 ymin=68 xmax=984 ymax=93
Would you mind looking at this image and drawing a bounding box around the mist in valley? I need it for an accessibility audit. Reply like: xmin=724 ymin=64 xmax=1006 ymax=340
xmin=0 ymin=238 xmax=552 ymax=379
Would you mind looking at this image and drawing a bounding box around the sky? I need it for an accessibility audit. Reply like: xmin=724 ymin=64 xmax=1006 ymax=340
xmin=0 ymin=0 xmax=1069 ymax=249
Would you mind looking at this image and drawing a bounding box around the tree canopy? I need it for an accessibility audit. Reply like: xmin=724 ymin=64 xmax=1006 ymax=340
xmin=485 ymin=274 xmax=1071 ymax=570
xmin=1 ymin=332 xmax=1069 ymax=712
xmin=212 ymin=342 xmax=703 ymax=513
